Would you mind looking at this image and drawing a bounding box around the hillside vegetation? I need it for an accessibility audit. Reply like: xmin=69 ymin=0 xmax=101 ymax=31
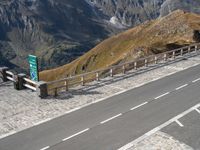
xmin=40 ymin=10 xmax=200 ymax=81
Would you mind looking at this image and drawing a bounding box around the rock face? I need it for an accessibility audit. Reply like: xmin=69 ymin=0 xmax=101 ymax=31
xmin=0 ymin=0 xmax=200 ymax=71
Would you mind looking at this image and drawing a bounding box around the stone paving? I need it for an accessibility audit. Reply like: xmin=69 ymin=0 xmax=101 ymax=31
xmin=127 ymin=131 xmax=193 ymax=150
xmin=0 ymin=53 xmax=200 ymax=149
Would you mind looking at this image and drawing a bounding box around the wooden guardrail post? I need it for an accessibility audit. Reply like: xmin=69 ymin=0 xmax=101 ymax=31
xmin=195 ymin=45 xmax=198 ymax=53
xmin=14 ymin=73 xmax=26 ymax=90
xmin=164 ymin=53 xmax=167 ymax=61
xmin=154 ymin=56 xmax=158 ymax=64
xmin=0 ymin=67 xmax=9 ymax=82
xmin=180 ymin=49 xmax=183 ymax=56
xmin=81 ymin=76 xmax=85 ymax=86
xmin=122 ymin=65 xmax=126 ymax=74
xmin=36 ymin=81 xmax=48 ymax=98
xmin=96 ymin=72 xmax=100 ymax=81
xmin=110 ymin=68 xmax=113 ymax=77
xmin=172 ymin=51 xmax=175 ymax=59
xmin=188 ymin=47 xmax=191 ymax=53
xmin=65 ymin=80 xmax=69 ymax=91
xmin=134 ymin=62 xmax=137 ymax=70
xmin=145 ymin=59 xmax=148 ymax=67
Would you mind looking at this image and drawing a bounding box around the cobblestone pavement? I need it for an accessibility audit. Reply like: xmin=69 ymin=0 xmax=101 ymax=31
xmin=127 ymin=131 xmax=193 ymax=150
xmin=0 ymin=53 xmax=200 ymax=143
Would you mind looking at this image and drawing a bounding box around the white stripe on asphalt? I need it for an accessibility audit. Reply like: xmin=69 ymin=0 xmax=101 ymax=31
xmin=195 ymin=108 xmax=200 ymax=114
xmin=154 ymin=92 xmax=170 ymax=100
xmin=192 ymin=78 xmax=200 ymax=83
xmin=62 ymin=128 xmax=90 ymax=141
xmin=118 ymin=103 xmax=200 ymax=150
xmin=100 ymin=114 xmax=122 ymax=124
xmin=175 ymin=84 xmax=188 ymax=90
xmin=40 ymin=146 xmax=50 ymax=150
xmin=130 ymin=102 xmax=148 ymax=111
xmin=175 ymin=120 xmax=184 ymax=127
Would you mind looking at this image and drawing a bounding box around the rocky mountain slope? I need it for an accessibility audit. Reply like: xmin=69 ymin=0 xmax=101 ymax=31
xmin=0 ymin=0 xmax=200 ymax=72
xmin=40 ymin=10 xmax=200 ymax=81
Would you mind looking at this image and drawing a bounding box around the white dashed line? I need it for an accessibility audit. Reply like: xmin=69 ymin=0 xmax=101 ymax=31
xmin=62 ymin=128 xmax=90 ymax=141
xmin=100 ymin=113 xmax=122 ymax=124
xmin=40 ymin=146 xmax=50 ymax=150
xmin=175 ymin=84 xmax=188 ymax=90
xmin=192 ymin=78 xmax=200 ymax=83
xmin=154 ymin=92 xmax=170 ymax=100
xmin=130 ymin=102 xmax=148 ymax=111
xmin=175 ymin=120 xmax=184 ymax=127
xmin=195 ymin=108 xmax=200 ymax=114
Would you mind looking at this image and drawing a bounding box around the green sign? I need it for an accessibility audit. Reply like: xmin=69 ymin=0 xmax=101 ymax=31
xmin=28 ymin=55 xmax=39 ymax=81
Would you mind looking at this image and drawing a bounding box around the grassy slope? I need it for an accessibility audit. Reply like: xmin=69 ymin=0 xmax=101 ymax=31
xmin=40 ymin=10 xmax=200 ymax=81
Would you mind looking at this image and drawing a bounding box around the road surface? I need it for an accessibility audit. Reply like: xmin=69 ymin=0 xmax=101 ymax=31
xmin=0 ymin=64 xmax=200 ymax=150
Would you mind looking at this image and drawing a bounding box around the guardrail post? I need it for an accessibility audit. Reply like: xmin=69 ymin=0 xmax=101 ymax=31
xmin=164 ymin=54 xmax=167 ymax=61
xmin=110 ymin=68 xmax=113 ymax=77
xmin=36 ymin=81 xmax=48 ymax=98
xmin=172 ymin=51 xmax=175 ymax=59
xmin=122 ymin=65 xmax=126 ymax=74
xmin=188 ymin=47 xmax=191 ymax=53
xmin=96 ymin=72 xmax=100 ymax=81
xmin=134 ymin=62 xmax=137 ymax=70
xmin=195 ymin=46 xmax=198 ymax=53
xmin=180 ymin=49 xmax=183 ymax=56
xmin=14 ymin=73 xmax=26 ymax=90
xmin=154 ymin=56 xmax=158 ymax=64
xmin=0 ymin=67 xmax=9 ymax=82
xmin=65 ymin=80 xmax=68 ymax=91
xmin=145 ymin=59 xmax=148 ymax=67
xmin=81 ymin=76 xmax=85 ymax=86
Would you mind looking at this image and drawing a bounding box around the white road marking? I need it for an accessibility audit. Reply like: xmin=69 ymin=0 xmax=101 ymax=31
xmin=175 ymin=84 xmax=188 ymax=90
xmin=62 ymin=128 xmax=90 ymax=141
xmin=195 ymin=108 xmax=200 ymax=114
xmin=100 ymin=113 xmax=122 ymax=124
xmin=192 ymin=78 xmax=200 ymax=83
xmin=154 ymin=92 xmax=170 ymax=100
xmin=175 ymin=120 xmax=184 ymax=127
xmin=40 ymin=146 xmax=50 ymax=150
xmin=130 ymin=102 xmax=148 ymax=111
xmin=118 ymin=103 xmax=200 ymax=150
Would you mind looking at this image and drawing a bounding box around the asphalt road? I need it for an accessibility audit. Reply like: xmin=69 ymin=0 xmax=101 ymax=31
xmin=1 ymin=64 xmax=200 ymax=150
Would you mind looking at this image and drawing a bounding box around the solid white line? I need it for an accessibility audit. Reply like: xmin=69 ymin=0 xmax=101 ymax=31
xmin=175 ymin=84 xmax=188 ymax=90
xmin=40 ymin=146 xmax=50 ymax=150
xmin=175 ymin=120 xmax=184 ymax=127
xmin=118 ymin=103 xmax=200 ymax=150
xmin=130 ymin=102 xmax=148 ymax=111
xmin=154 ymin=92 xmax=170 ymax=100
xmin=100 ymin=113 xmax=122 ymax=124
xmin=195 ymin=108 xmax=200 ymax=114
xmin=192 ymin=78 xmax=200 ymax=83
xmin=62 ymin=128 xmax=90 ymax=141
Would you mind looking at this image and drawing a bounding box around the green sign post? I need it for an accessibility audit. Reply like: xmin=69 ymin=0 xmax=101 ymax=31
xmin=28 ymin=55 xmax=39 ymax=82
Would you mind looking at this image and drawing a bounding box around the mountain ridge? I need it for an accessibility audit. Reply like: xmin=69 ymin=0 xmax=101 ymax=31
xmin=40 ymin=10 xmax=200 ymax=81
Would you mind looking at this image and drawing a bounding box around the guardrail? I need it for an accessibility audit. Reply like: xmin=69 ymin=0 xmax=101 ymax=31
xmin=0 ymin=67 xmax=48 ymax=98
xmin=1 ymin=43 xmax=200 ymax=98
xmin=47 ymin=43 xmax=200 ymax=96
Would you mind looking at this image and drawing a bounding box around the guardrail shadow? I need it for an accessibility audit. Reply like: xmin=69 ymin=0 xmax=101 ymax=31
xmin=52 ymin=52 xmax=199 ymax=100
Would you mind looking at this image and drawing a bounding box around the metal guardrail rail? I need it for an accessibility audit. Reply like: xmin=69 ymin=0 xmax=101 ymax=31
xmin=47 ymin=43 xmax=200 ymax=96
